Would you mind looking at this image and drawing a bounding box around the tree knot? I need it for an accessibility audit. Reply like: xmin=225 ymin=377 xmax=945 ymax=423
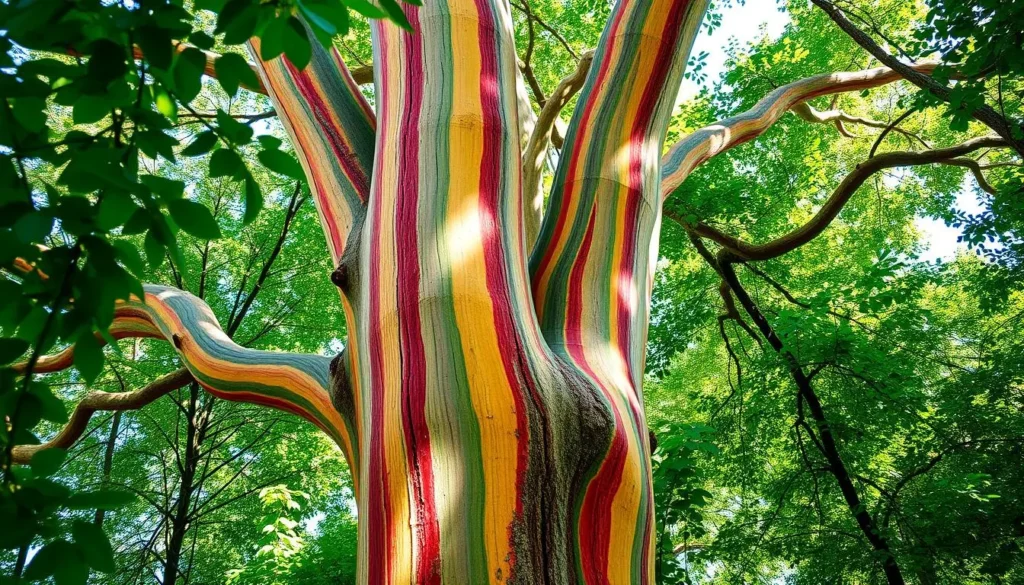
xmin=330 ymin=264 xmax=349 ymax=290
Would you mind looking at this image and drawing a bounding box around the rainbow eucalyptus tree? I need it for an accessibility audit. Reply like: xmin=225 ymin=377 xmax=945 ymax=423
xmin=13 ymin=0 xmax=1001 ymax=582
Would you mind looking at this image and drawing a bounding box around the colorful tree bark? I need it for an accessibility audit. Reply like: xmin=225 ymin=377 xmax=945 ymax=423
xmin=249 ymin=33 xmax=375 ymax=264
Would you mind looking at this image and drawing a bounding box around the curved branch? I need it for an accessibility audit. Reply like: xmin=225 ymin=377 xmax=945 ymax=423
xmin=791 ymin=102 xmax=931 ymax=148
xmin=11 ymin=369 xmax=193 ymax=464
xmin=660 ymin=62 xmax=941 ymax=198
xmin=679 ymin=136 xmax=1009 ymax=261
xmin=940 ymin=158 xmax=998 ymax=195
xmin=810 ymin=0 xmax=1024 ymax=157
xmin=869 ymin=107 xmax=918 ymax=158
xmin=17 ymin=285 xmax=357 ymax=472
xmin=510 ymin=0 xmax=578 ymax=60
xmin=12 ymin=320 xmax=164 ymax=375
xmin=791 ymin=101 xmax=889 ymax=130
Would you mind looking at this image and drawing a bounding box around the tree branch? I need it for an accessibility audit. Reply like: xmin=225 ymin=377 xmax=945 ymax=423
xmin=712 ymin=251 xmax=907 ymax=585
xmin=14 ymin=285 xmax=356 ymax=469
xmin=681 ymin=136 xmax=1009 ymax=261
xmin=810 ymin=0 xmax=1024 ymax=157
xmin=11 ymin=368 xmax=193 ymax=464
xmin=660 ymin=62 xmax=942 ymax=198
xmin=939 ymin=158 xmax=999 ymax=195
xmin=247 ymin=19 xmax=374 ymax=265
xmin=510 ymin=0 xmax=578 ymax=60
xmin=530 ymin=0 xmax=710 ymax=387
xmin=225 ymin=183 xmax=305 ymax=335
xmin=791 ymin=102 xmax=931 ymax=148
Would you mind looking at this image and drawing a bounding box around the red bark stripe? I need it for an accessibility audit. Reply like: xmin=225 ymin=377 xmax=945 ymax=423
xmin=472 ymin=0 xmax=532 ymax=576
xmin=567 ymin=207 xmax=630 ymax=583
xmin=286 ymin=61 xmax=372 ymax=202
xmin=248 ymin=35 xmax=375 ymax=265
xmin=530 ymin=4 xmax=628 ymax=298
xmin=367 ymin=28 xmax=392 ymax=585
xmin=394 ymin=9 xmax=442 ymax=583
xmin=617 ymin=0 xmax=693 ymax=386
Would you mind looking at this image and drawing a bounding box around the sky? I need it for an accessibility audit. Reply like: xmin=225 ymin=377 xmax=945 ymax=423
xmin=678 ymin=1 xmax=790 ymax=102
xmin=675 ymin=0 xmax=975 ymax=264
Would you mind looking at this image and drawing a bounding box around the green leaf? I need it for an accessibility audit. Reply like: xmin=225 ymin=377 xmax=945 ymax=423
xmin=195 ymin=0 xmax=227 ymax=13
xmin=30 ymin=381 xmax=69 ymax=423
xmin=136 ymin=26 xmax=174 ymax=70
xmin=258 ymin=148 xmax=304 ymax=180
xmin=189 ymin=31 xmax=216 ymax=50
xmin=0 ymin=337 xmax=29 ymax=364
xmin=113 ymin=240 xmax=146 ymax=277
xmin=167 ymin=199 xmax=222 ymax=239
xmin=141 ymin=175 xmax=186 ymax=201
xmin=122 ymin=208 xmax=151 ymax=235
xmin=377 ymin=0 xmax=412 ymax=29
xmin=144 ymin=230 xmax=165 ymax=269
xmin=243 ymin=173 xmax=263 ymax=225
xmin=172 ymin=47 xmax=208 ymax=103
xmin=282 ymin=16 xmax=313 ymax=70
xmin=136 ymin=130 xmax=179 ymax=163
xmin=86 ymin=39 xmax=128 ymax=89
xmin=24 ymin=540 xmax=75 ymax=581
xmin=215 ymin=109 xmax=254 ymax=145
xmin=152 ymin=85 xmax=178 ymax=121
xmin=73 ymin=331 xmax=104 ymax=385
xmin=209 ymin=148 xmax=244 ymax=178
xmin=14 ymin=212 xmax=54 ymax=243
xmin=182 ymin=130 xmax=218 ymax=157
xmin=54 ymin=554 xmax=90 ymax=585
xmin=214 ymin=51 xmax=261 ymax=97
xmin=257 ymin=135 xmax=283 ymax=150
xmin=259 ymin=17 xmax=289 ymax=62
xmin=73 ymin=95 xmax=112 ymax=125
xmin=218 ymin=0 xmax=260 ymax=45
xmin=344 ymin=0 xmax=387 ymax=19
xmin=11 ymin=97 xmax=48 ymax=132
xmin=66 ymin=489 xmax=136 ymax=510
xmin=299 ymin=0 xmax=351 ymax=38
xmin=29 ymin=448 xmax=67 ymax=477
xmin=72 ymin=521 xmax=116 ymax=573
xmin=97 ymin=191 xmax=138 ymax=231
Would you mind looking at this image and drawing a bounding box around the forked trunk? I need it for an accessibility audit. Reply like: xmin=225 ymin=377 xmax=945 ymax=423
xmin=251 ymin=0 xmax=707 ymax=581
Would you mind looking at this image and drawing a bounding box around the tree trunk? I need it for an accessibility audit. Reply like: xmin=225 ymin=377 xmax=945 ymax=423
xmin=245 ymin=0 xmax=705 ymax=581
xmin=163 ymin=383 xmax=204 ymax=585
xmin=93 ymin=410 xmax=121 ymax=527
xmin=716 ymin=255 xmax=906 ymax=585
xmin=318 ymin=0 xmax=705 ymax=580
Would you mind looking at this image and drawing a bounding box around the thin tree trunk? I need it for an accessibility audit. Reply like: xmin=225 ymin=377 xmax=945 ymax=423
xmin=163 ymin=383 xmax=201 ymax=585
xmin=94 ymin=410 xmax=122 ymax=527
xmin=13 ymin=544 xmax=28 ymax=581
xmin=714 ymin=254 xmax=906 ymax=585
